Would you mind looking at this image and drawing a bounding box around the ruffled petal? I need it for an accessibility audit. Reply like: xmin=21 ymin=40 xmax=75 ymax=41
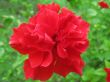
xmin=29 ymin=50 xmax=53 ymax=68
xmin=57 ymin=43 xmax=68 ymax=58
xmin=41 ymin=52 xmax=53 ymax=67
xmin=23 ymin=59 xmax=35 ymax=79
xmin=34 ymin=33 xmax=54 ymax=51
xmin=71 ymin=58 xmax=85 ymax=75
xmin=76 ymin=20 xmax=90 ymax=39
xmin=54 ymin=56 xmax=84 ymax=77
xmin=54 ymin=59 xmax=71 ymax=77
xmin=36 ymin=8 xmax=59 ymax=37
xmin=9 ymin=23 xmax=34 ymax=54
xmin=37 ymin=3 xmax=60 ymax=13
xmin=64 ymin=48 xmax=85 ymax=75
xmin=59 ymin=8 xmax=89 ymax=36
xmin=24 ymin=31 xmax=54 ymax=52
xmin=33 ymin=64 xmax=54 ymax=81
xmin=39 ymin=33 xmax=55 ymax=51
xmin=24 ymin=59 xmax=54 ymax=81
xmin=78 ymin=20 xmax=89 ymax=33
xmin=29 ymin=51 xmax=44 ymax=68
xmin=59 ymin=8 xmax=74 ymax=30
xmin=74 ymin=40 xmax=89 ymax=53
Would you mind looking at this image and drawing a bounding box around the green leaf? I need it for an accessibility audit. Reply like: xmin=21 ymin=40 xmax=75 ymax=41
xmin=105 ymin=60 xmax=110 ymax=68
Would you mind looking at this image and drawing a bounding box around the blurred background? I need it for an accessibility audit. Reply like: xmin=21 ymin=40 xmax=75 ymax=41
xmin=0 ymin=0 xmax=110 ymax=82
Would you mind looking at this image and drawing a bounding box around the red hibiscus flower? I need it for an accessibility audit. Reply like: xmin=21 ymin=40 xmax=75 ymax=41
xmin=105 ymin=68 xmax=110 ymax=82
xmin=9 ymin=3 xmax=89 ymax=81
xmin=98 ymin=1 xmax=109 ymax=8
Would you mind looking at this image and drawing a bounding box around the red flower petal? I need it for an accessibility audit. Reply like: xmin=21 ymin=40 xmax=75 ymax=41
xmin=29 ymin=8 xmax=59 ymax=35
xmin=104 ymin=68 xmax=110 ymax=82
xmin=36 ymin=8 xmax=59 ymax=37
xmin=71 ymin=58 xmax=85 ymax=75
xmin=41 ymin=51 xmax=53 ymax=67
xmin=54 ymin=59 xmax=72 ymax=77
xmin=37 ymin=3 xmax=60 ymax=13
xmin=29 ymin=51 xmax=44 ymax=68
xmin=78 ymin=19 xmax=90 ymax=34
xmin=9 ymin=23 xmax=34 ymax=54
xmin=29 ymin=15 xmax=38 ymax=25
xmin=74 ymin=40 xmax=89 ymax=53
xmin=24 ymin=59 xmax=54 ymax=81
xmin=36 ymin=34 xmax=54 ymax=51
xmin=57 ymin=43 xmax=68 ymax=58
xmin=105 ymin=68 xmax=110 ymax=73
xmin=29 ymin=51 xmax=53 ymax=68
xmin=33 ymin=64 xmax=54 ymax=81
xmin=23 ymin=59 xmax=35 ymax=79
xmin=66 ymin=47 xmax=81 ymax=60
xmin=24 ymin=32 xmax=54 ymax=52
xmin=98 ymin=1 xmax=109 ymax=8
xmin=54 ymin=57 xmax=84 ymax=77
xmin=59 ymin=8 xmax=74 ymax=30
xmin=64 ymin=49 xmax=85 ymax=75
xmin=38 ymin=33 xmax=54 ymax=51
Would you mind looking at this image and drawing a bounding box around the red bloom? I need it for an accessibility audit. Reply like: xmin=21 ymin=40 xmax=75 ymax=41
xmin=105 ymin=68 xmax=110 ymax=82
xmin=9 ymin=3 xmax=89 ymax=81
xmin=98 ymin=1 xmax=109 ymax=8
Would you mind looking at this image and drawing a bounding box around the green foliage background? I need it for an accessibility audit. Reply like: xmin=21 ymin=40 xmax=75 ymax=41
xmin=0 ymin=0 xmax=110 ymax=82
